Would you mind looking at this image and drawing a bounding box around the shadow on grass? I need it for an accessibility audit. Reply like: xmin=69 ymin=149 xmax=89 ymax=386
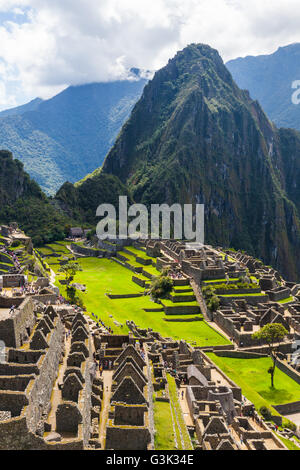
xmin=259 ymin=388 xmax=294 ymax=404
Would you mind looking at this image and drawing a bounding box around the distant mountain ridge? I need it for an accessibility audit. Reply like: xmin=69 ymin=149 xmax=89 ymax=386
xmin=0 ymin=78 xmax=147 ymax=194
xmin=227 ymin=43 xmax=300 ymax=131
xmin=0 ymin=98 xmax=43 ymax=117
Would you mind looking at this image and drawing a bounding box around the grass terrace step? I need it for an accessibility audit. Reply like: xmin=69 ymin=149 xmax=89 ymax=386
xmin=278 ymin=297 xmax=294 ymax=304
xmin=41 ymin=251 xmax=231 ymax=347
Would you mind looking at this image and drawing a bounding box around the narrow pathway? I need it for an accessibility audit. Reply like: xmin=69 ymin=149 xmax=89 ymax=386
xmin=50 ymin=268 xmax=56 ymax=285
xmin=179 ymin=385 xmax=194 ymax=427
xmin=170 ymin=392 xmax=185 ymax=449
xmin=190 ymin=280 xmax=210 ymax=322
xmin=99 ymin=370 xmax=113 ymax=449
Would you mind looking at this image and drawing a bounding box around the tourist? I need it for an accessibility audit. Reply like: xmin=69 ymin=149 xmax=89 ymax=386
xmin=9 ymin=304 xmax=16 ymax=315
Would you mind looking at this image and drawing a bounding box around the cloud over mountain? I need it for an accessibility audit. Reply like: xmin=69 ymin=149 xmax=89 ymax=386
xmin=0 ymin=1 xmax=300 ymax=108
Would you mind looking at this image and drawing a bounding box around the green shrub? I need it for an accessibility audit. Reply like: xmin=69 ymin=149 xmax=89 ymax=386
xmin=149 ymin=275 xmax=173 ymax=300
xmin=66 ymin=286 xmax=84 ymax=309
xmin=207 ymin=295 xmax=220 ymax=312
xmin=283 ymin=419 xmax=297 ymax=432
xmin=260 ymin=406 xmax=272 ymax=420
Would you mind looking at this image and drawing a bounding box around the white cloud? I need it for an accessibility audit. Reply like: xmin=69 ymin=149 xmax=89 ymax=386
xmin=0 ymin=80 xmax=17 ymax=108
xmin=0 ymin=0 xmax=299 ymax=109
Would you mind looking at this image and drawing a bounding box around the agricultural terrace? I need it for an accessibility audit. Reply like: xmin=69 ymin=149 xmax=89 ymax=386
xmin=207 ymin=353 xmax=300 ymax=415
xmin=40 ymin=243 xmax=230 ymax=347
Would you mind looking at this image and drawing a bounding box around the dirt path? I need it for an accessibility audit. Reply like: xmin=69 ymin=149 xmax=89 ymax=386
xmin=179 ymin=385 xmax=194 ymax=427
xmin=99 ymin=370 xmax=114 ymax=449
xmin=50 ymin=268 xmax=56 ymax=285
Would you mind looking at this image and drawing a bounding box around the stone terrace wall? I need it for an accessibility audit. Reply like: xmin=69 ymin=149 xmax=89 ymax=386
xmin=0 ymin=416 xmax=84 ymax=450
xmin=71 ymin=243 xmax=104 ymax=258
xmin=106 ymin=426 xmax=151 ymax=450
xmin=275 ymin=359 xmax=300 ymax=385
xmin=273 ymin=401 xmax=300 ymax=415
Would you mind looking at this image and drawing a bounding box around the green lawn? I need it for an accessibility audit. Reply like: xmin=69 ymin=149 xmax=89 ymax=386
xmin=154 ymin=399 xmax=177 ymax=450
xmin=50 ymin=255 xmax=230 ymax=347
xmin=167 ymin=375 xmax=193 ymax=450
xmin=278 ymin=436 xmax=300 ymax=451
xmin=118 ymin=250 xmax=142 ymax=267
xmin=124 ymin=246 xmax=154 ymax=259
xmin=207 ymin=354 xmax=300 ymax=412
xmin=141 ymin=264 xmax=161 ymax=277
xmin=278 ymin=297 xmax=294 ymax=304
xmin=160 ymin=298 xmax=199 ymax=307
xmin=153 ymin=375 xmax=193 ymax=450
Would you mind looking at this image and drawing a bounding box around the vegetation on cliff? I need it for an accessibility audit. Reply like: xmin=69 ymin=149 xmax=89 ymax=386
xmin=0 ymin=150 xmax=72 ymax=245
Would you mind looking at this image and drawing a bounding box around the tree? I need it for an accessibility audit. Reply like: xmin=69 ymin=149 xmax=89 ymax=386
xmin=58 ymin=261 xmax=82 ymax=286
xmin=202 ymin=286 xmax=220 ymax=313
xmin=252 ymin=323 xmax=288 ymax=388
xmin=148 ymin=270 xmax=173 ymax=300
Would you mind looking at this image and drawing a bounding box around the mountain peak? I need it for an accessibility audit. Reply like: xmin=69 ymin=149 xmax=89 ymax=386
xmin=97 ymin=43 xmax=300 ymax=281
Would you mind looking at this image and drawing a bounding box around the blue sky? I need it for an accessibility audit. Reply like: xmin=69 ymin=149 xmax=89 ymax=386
xmin=0 ymin=0 xmax=299 ymax=111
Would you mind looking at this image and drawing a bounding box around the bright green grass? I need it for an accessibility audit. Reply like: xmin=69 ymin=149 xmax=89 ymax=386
xmin=277 ymin=435 xmax=300 ymax=451
xmin=160 ymin=299 xmax=199 ymax=307
xmin=125 ymin=246 xmax=147 ymax=255
xmin=0 ymin=261 xmax=14 ymax=267
xmin=154 ymin=399 xmax=176 ymax=450
xmin=39 ymin=241 xmax=71 ymax=257
xmin=118 ymin=251 xmax=141 ymax=267
xmin=142 ymin=265 xmax=161 ymax=276
xmin=50 ymin=256 xmax=229 ymax=347
xmin=167 ymin=375 xmax=193 ymax=450
xmin=47 ymin=242 xmax=71 ymax=254
xmin=278 ymin=297 xmax=294 ymax=304
xmin=207 ymin=354 xmax=300 ymax=411
xmin=203 ymin=278 xmax=239 ymax=284
xmin=125 ymin=246 xmax=156 ymax=261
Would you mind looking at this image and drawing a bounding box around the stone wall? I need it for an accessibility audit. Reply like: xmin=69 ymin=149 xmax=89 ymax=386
xmin=214 ymin=350 xmax=267 ymax=359
xmin=31 ymin=294 xmax=58 ymax=304
xmin=275 ymin=358 xmax=300 ymax=385
xmin=164 ymin=305 xmax=200 ymax=315
xmin=219 ymin=295 xmax=269 ymax=306
xmin=25 ymin=315 xmax=65 ymax=433
xmin=273 ymin=401 xmax=300 ymax=415
xmin=0 ymin=296 xmax=25 ymax=308
xmin=0 ymin=297 xmax=35 ymax=348
xmin=2 ymin=275 xmax=25 ymax=288
xmin=105 ymin=426 xmax=151 ymax=450
xmin=0 ymin=416 xmax=84 ymax=450
xmin=71 ymin=243 xmax=103 ymax=258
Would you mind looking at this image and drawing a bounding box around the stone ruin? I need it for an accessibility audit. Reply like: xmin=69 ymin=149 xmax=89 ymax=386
xmin=0 ymin=302 xmax=103 ymax=450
